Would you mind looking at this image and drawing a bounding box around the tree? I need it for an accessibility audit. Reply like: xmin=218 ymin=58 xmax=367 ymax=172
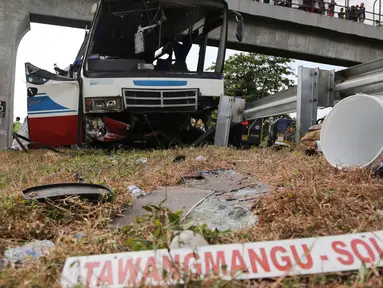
xmin=205 ymin=53 xmax=296 ymax=143
xmin=210 ymin=53 xmax=295 ymax=103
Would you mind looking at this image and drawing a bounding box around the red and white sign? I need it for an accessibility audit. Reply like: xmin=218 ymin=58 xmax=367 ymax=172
xmin=61 ymin=231 xmax=383 ymax=287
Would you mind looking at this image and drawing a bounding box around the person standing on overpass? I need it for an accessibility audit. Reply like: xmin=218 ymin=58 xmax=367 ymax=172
xmin=359 ymin=3 xmax=366 ymax=23
xmin=328 ymin=0 xmax=336 ymax=17
xmin=338 ymin=7 xmax=345 ymax=18
xmin=13 ymin=117 xmax=21 ymax=133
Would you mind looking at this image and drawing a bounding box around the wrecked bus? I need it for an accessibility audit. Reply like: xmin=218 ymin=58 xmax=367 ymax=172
xmin=25 ymin=0 xmax=243 ymax=148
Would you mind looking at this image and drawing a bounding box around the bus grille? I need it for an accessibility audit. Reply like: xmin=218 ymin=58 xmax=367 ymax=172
xmin=123 ymin=89 xmax=198 ymax=112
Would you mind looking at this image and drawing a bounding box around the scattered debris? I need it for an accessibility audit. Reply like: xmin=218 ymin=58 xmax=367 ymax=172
xmin=128 ymin=185 xmax=146 ymax=199
xmin=3 ymin=240 xmax=55 ymax=266
xmin=267 ymin=118 xmax=295 ymax=147
xmin=75 ymin=233 xmax=86 ymax=241
xmin=185 ymin=197 xmax=257 ymax=231
xmin=22 ymin=183 xmax=113 ymax=202
xmin=200 ymin=169 xmax=237 ymax=176
xmin=113 ymin=169 xmax=269 ymax=231
xmin=135 ymin=157 xmax=148 ymax=164
xmin=112 ymin=187 xmax=214 ymax=227
xmin=173 ymin=155 xmax=186 ymax=163
xmin=376 ymin=167 xmax=383 ymax=178
xmin=12 ymin=133 xmax=28 ymax=153
xmin=72 ymin=171 xmax=85 ymax=182
xmin=182 ymin=170 xmax=269 ymax=231
xmin=170 ymin=230 xmax=209 ymax=249
xmin=196 ymin=155 xmax=207 ymax=161
xmin=10 ymin=118 xmax=29 ymax=151
xmin=13 ymin=132 xmax=62 ymax=154
xmin=182 ymin=173 xmax=204 ymax=180
xmin=297 ymin=120 xmax=323 ymax=155
xmin=3 ymin=145 xmax=383 ymax=287
xmin=182 ymin=190 xmax=217 ymax=220
xmin=184 ymin=169 xmax=258 ymax=194
xmin=317 ymin=140 xmax=322 ymax=152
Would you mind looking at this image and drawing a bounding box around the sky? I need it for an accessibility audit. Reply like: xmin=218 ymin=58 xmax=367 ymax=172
xmin=14 ymin=21 xmax=346 ymax=121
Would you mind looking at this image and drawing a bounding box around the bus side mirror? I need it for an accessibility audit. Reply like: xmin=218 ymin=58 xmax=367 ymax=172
xmin=236 ymin=15 xmax=244 ymax=42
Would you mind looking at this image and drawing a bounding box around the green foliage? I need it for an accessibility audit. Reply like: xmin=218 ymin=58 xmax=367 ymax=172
xmin=358 ymin=262 xmax=369 ymax=284
xmin=190 ymin=224 xmax=229 ymax=244
xmin=210 ymin=53 xmax=295 ymax=103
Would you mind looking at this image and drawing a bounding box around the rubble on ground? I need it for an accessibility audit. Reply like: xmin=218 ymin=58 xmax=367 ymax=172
xmin=2 ymin=240 xmax=55 ymax=268
xmin=113 ymin=169 xmax=269 ymax=231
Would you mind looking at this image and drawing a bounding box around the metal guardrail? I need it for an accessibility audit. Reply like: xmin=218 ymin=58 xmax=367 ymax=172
xmin=243 ymin=58 xmax=383 ymax=140
xmin=335 ymin=58 xmax=383 ymax=80
xmin=336 ymin=69 xmax=383 ymax=96
xmin=244 ymin=86 xmax=297 ymax=119
xmin=245 ymin=57 xmax=383 ymax=121
xmin=215 ymin=59 xmax=383 ymax=146
xmin=335 ymin=58 xmax=383 ymax=97
xmin=244 ymin=66 xmax=331 ymax=141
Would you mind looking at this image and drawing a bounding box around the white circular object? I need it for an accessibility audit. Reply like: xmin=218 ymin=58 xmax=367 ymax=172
xmin=170 ymin=230 xmax=209 ymax=249
xmin=321 ymin=94 xmax=383 ymax=169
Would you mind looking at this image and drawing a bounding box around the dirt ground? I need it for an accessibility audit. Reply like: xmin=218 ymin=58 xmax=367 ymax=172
xmin=0 ymin=147 xmax=383 ymax=287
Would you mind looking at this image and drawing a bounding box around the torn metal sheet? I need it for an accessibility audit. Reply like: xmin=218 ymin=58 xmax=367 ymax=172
xmin=112 ymin=170 xmax=270 ymax=231
xmin=22 ymin=183 xmax=113 ymax=202
xmin=112 ymin=187 xmax=214 ymax=227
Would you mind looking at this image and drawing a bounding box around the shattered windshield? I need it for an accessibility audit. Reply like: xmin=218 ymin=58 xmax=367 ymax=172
xmin=86 ymin=0 xmax=227 ymax=74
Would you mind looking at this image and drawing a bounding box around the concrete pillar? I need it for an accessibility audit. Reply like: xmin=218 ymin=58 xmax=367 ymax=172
xmin=0 ymin=0 xmax=30 ymax=149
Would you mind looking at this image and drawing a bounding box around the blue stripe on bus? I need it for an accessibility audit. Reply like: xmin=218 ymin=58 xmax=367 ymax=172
xmin=28 ymin=110 xmax=77 ymax=115
xmin=133 ymin=80 xmax=187 ymax=87
xmin=27 ymin=95 xmax=70 ymax=112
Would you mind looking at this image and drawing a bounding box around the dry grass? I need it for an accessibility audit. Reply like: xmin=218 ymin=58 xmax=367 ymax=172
xmin=0 ymin=147 xmax=383 ymax=287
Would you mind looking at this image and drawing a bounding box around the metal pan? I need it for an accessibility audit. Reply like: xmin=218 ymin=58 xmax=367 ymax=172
xmin=22 ymin=183 xmax=113 ymax=202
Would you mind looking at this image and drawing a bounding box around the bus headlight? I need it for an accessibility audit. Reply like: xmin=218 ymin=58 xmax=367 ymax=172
xmin=85 ymin=97 xmax=122 ymax=112
xmin=106 ymin=100 xmax=117 ymax=108
xmin=95 ymin=99 xmax=106 ymax=109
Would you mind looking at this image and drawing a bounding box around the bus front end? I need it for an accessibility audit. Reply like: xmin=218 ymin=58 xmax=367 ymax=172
xmin=80 ymin=0 xmax=231 ymax=146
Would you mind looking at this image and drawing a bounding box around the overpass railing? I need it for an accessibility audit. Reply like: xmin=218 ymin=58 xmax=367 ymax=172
xmin=373 ymin=0 xmax=383 ymax=25
xmin=244 ymin=58 xmax=383 ymax=142
xmin=263 ymin=0 xmax=383 ymax=26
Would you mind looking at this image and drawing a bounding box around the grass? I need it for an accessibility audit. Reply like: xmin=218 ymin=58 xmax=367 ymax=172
xmin=0 ymin=147 xmax=383 ymax=287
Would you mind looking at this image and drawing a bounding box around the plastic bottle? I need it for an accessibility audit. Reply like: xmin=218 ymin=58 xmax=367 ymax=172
xmin=128 ymin=185 xmax=146 ymax=198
